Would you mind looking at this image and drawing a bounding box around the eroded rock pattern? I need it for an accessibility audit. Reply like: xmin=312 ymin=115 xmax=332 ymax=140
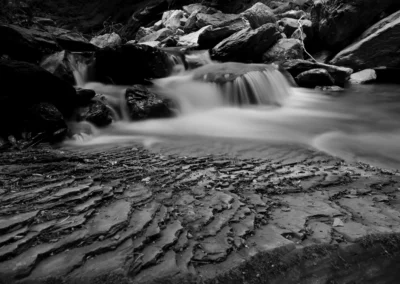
xmin=0 ymin=144 xmax=400 ymax=283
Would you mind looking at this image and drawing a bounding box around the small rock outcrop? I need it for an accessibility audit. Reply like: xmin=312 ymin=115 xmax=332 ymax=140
xmin=349 ymin=69 xmax=377 ymax=84
xmin=295 ymin=68 xmax=334 ymax=87
xmin=211 ymin=23 xmax=280 ymax=62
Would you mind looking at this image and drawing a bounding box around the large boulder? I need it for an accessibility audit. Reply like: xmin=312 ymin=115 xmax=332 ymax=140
xmin=241 ymin=2 xmax=277 ymax=29
xmin=281 ymin=59 xmax=353 ymax=86
xmin=211 ymin=23 xmax=280 ymax=62
xmin=295 ymin=68 xmax=334 ymax=87
xmin=198 ymin=17 xmax=251 ymax=49
xmin=349 ymin=69 xmax=377 ymax=84
xmin=91 ymin=44 xmax=173 ymax=85
xmin=329 ymin=16 xmax=400 ymax=71
xmin=126 ymin=85 xmax=173 ymax=120
xmin=263 ymin=38 xmax=304 ymax=63
xmin=90 ymin=32 xmax=122 ymax=49
xmin=139 ymin=28 xmax=174 ymax=43
xmin=0 ymin=60 xmax=78 ymax=136
xmin=311 ymin=0 xmax=399 ymax=49
xmin=27 ymin=102 xmax=67 ymax=135
xmin=357 ymin=10 xmax=400 ymax=41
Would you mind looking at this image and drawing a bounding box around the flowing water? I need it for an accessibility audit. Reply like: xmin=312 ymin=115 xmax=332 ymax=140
xmin=67 ymin=55 xmax=400 ymax=171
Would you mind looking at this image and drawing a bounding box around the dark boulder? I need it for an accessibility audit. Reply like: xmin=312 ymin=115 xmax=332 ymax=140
xmin=282 ymin=59 xmax=353 ymax=86
xmin=77 ymin=99 xmax=114 ymax=127
xmin=241 ymin=2 xmax=276 ymax=29
xmin=277 ymin=18 xmax=312 ymax=39
xmin=91 ymin=44 xmax=173 ymax=85
xmin=0 ymin=59 xmax=77 ymax=136
xmin=329 ymin=15 xmax=400 ymax=71
xmin=263 ymin=38 xmax=303 ymax=63
xmin=126 ymin=85 xmax=173 ymax=120
xmin=0 ymin=24 xmax=59 ymax=63
xmin=357 ymin=10 xmax=400 ymax=41
xmin=295 ymin=68 xmax=334 ymax=87
xmin=27 ymin=102 xmax=67 ymax=135
xmin=43 ymin=26 xmax=97 ymax=52
xmin=198 ymin=17 xmax=250 ymax=49
xmin=311 ymin=0 xmax=400 ymax=50
xmin=211 ymin=23 xmax=280 ymax=62
xmin=195 ymin=12 xmax=240 ymax=29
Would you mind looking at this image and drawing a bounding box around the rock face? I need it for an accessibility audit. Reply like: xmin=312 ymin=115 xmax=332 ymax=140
xmin=295 ymin=68 xmax=334 ymax=87
xmin=90 ymin=33 xmax=122 ymax=49
xmin=311 ymin=0 xmax=399 ymax=49
xmin=195 ymin=12 xmax=240 ymax=30
xmin=241 ymin=2 xmax=276 ymax=29
xmin=282 ymin=59 xmax=353 ymax=86
xmin=198 ymin=17 xmax=250 ymax=48
xmin=0 ymin=60 xmax=77 ymax=136
xmin=263 ymin=38 xmax=303 ymax=63
xmin=357 ymin=10 xmax=400 ymax=41
xmin=126 ymin=85 xmax=173 ymax=120
xmin=211 ymin=23 xmax=280 ymax=62
xmin=91 ymin=44 xmax=172 ymax=85
xmin=330 ymin=16 xmax=400 ymax=71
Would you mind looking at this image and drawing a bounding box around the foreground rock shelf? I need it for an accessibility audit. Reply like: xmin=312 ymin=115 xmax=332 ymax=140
xmin=0 ymin=143 xmax=400 ymax=284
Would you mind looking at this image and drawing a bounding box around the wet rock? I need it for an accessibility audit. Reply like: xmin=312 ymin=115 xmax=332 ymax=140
xmin=330 ymin=16 xmax=400 ymax=71
xmin=75 ymin=88 xmax=97 ymax=105
xmin=263 ymin=38 xmax=303 ymax=63
xmin=40 ymin=50 xmax=75 ymax=85
xmin=126 ymin=85 xmax=173 ymax=120
xmin=211 ymin=23 xmax=280 ymax=62
xmin=139 ymin=28 xmax=173 ymax=43
xmin=373 ymin=66 xmax=400 ymax=83
xmin=178 ymin=25 xmax=212 ymax=47
xmin=241 ymin=2 xmax=276 ymax=29
xmin=77 ymin=99 xmax=114 ymax=127
xmin=90 ymin=32 xmax=122 ymax=49
xmin=162 ymin=10 xmax=184 ymax=30
xmin=92 ymin=44 xmax=172 ymax=85
xmin=0 ymin=60 xmax=78 ymax=137
xmin=296 ymin=68 xmax=334 ymax=88
xmin=183 ymin=12 xmax=200 ymax=33
xmin=349 ymin=69 xmax=377 ymax=84
xmin=311 ymin=0 xmax=399 ymax=49
xmin=281 ymin=59 xmax=353 ymax=86
xmin=135 ymin=27 xmax=154 ymax=41
xmin=198 ymin=17 xmax=251 ymax=49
